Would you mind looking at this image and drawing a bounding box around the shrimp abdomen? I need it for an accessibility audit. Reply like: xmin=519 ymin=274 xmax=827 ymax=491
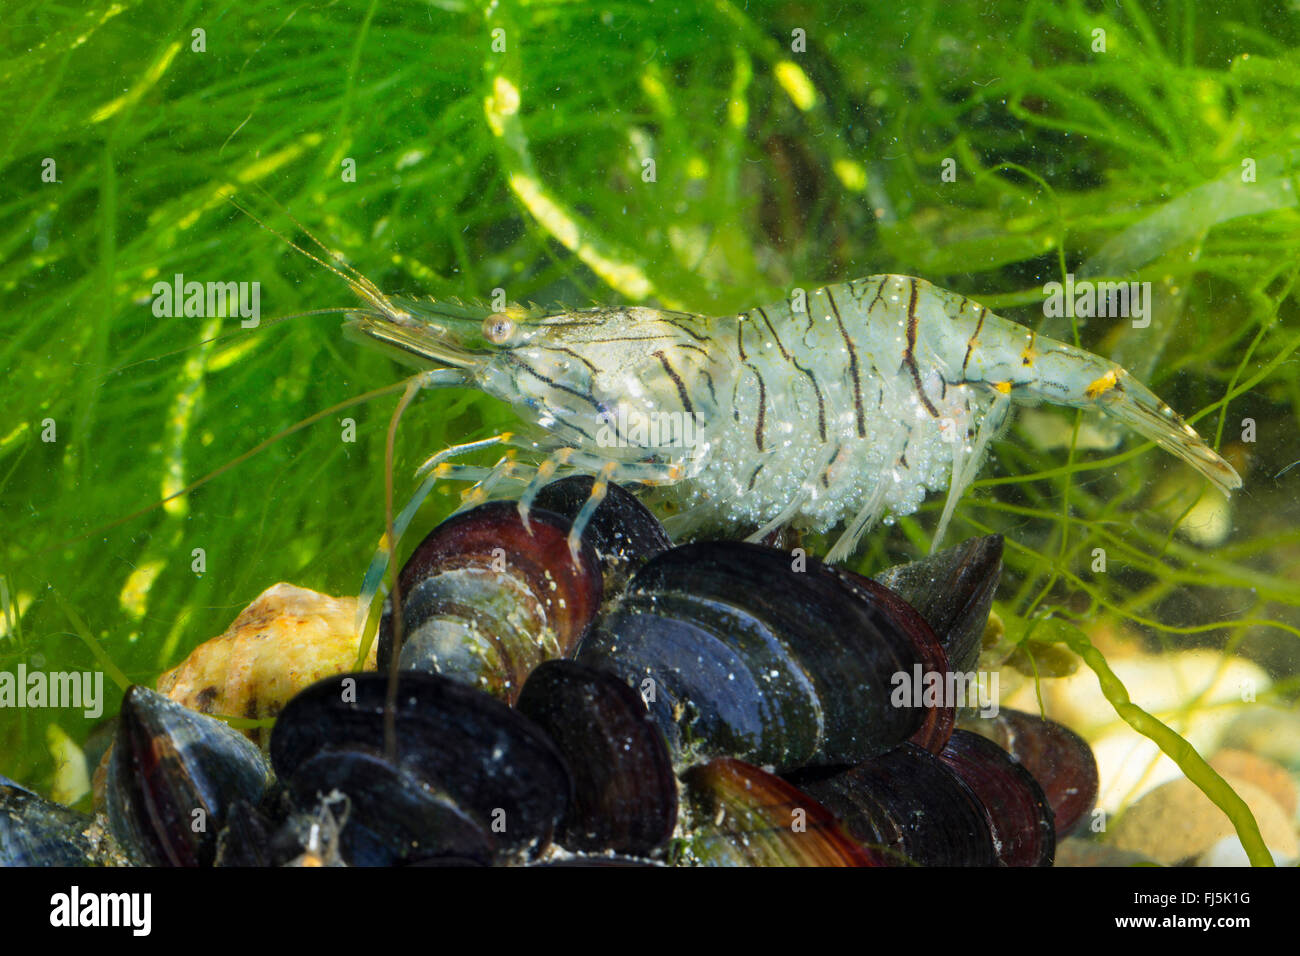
xmin=910 ymin=275 xmax=1241 ymax=494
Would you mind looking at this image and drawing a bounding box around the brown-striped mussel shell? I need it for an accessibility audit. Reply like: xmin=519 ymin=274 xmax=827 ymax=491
xmin=376 ymin=499 xmax=602 ymax=703
xmin=958 ymin=707 xmax=1100 ymax=838
xmin=106 ymin=685 xmax=273 ymax=867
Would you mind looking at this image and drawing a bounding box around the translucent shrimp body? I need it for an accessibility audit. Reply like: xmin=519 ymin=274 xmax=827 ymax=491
xmin=347 ymin=273 xmax=1240 ymax=560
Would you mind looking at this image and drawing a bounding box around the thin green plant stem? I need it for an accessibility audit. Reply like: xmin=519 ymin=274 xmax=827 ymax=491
xmin=49 ymin=589 xmax=131 ymax=692
xmin=1048 ymin=631 xmax=1273 ymax=867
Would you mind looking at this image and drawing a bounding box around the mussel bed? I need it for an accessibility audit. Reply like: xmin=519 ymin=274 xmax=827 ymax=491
xmin=3 ymin=477 xmax=1099 ymax=867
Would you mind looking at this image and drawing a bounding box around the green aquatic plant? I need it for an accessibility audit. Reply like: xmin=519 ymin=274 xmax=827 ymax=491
xmin=2 ymin=0 xmax=1299 ymax=865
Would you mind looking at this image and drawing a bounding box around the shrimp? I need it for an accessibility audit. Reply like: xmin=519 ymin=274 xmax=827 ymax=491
xmin=273 ymin=219 xmax=1240 ymax=564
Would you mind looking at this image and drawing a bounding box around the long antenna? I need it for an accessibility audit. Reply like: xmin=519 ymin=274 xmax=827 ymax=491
xmin=226 ymin=189 xmax=410 ymax=322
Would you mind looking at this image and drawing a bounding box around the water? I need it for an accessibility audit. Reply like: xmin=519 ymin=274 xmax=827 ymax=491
xmin=1 ymin=0 xmax=1297 ymax=864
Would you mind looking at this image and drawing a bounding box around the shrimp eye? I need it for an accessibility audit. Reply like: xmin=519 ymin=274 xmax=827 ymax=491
xmin=483 ymin=313 xmax=515 ymax=345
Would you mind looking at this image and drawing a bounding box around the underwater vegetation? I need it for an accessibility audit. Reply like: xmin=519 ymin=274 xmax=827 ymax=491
xmin=2 ymin=0 xmax=1300 ymax=864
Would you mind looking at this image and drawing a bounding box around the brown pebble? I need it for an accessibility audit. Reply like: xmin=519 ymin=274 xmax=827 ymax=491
xmin=1108 ymin=775 xmax=1297 ymax=865
xmin=1210 ymin=749 xmax=1297 ymax=818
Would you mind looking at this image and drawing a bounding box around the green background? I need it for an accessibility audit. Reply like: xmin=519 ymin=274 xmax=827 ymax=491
xmin=2 ymin=0 xmax=1299 ymax=826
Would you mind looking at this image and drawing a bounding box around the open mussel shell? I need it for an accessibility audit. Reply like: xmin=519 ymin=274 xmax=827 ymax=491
xmin=1 ymin=782 xmax=101 ymax=866
xmin=579 ymin=541 xmax=925 ymax=771
xmin=938 ymin=729 xmax=1055 ymax=866
xmin=377 ymin=500 xmax=602 ymax=704
xmin=873 ymin=534 xmax=1003 ymax=673
xmin=516 ymin=659 xmax=677 ymax=857
xmin=678 ymin=758 xmax=879 ymax=866
xmin=533 ymin=476 xmax=672 ymax=587
xmin=959 ymin=707 xmax=1099 ymax=838
xmin=788 ymin=743 xmax=998 ymax=866
xmin=830 ymin=568 xmax=954 ymax=754
xmin=270 ymin=671 xmax=571 ymax=861
xmin=106 ymin=685 xmax=273 ymax=867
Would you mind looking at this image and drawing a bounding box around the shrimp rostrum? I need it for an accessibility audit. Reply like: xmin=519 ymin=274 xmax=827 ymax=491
xmin=341 ymin=267 xmax=1240 ymax=562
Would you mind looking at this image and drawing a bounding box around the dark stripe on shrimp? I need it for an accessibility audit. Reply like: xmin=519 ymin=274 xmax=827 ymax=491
xmin=756 ymin=306 xmax=827 ymax=442
xmin=754 ymin=307 xmax=788 ymax=360
xmin=736 ymin=319 xmax=767 ymax=451
xmin=538 ymin=319 xmax=606 ymax=329
xmin=752 ymin=371 xmax=767 ymax=451
xmin=541 ymin=345 xmax=599 ymax=375
xmin=654 ymin=350 xmax=695 ymax=415
xmin=560 ymin=420 xmax=597 ymax=443
xmin=824 ymin=287 xmax=866 ymax=437
xmin=700 ymin=367 xmax=718 ymax=408
xmin=581 ymin=335 xmax=685 ymax=344
xmin=865 ymin=277 xmax=888 ymax=315
xmin=962 ymin=305 xmax=987 ymax=377
xmin=506 ymin=355 xmax=605 ymax=416
xmin=659 ymin=314 xmax=711 ymax=343
xmin=903 ymin=278 xmax=941 ymax=418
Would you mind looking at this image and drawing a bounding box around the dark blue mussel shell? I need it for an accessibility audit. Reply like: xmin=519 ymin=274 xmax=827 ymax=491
xmin=269 ymin=670 xmax=572 ymax=864
xmin=578 ymin=541 xmax=929 ymax=771
xmin=1 ymin=781 xmax=100 ymax=866
xmin=872 ymin=534 xmax=1003 ymax=674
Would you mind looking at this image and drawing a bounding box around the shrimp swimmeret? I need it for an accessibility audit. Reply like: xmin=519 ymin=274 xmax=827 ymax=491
xmin=331 ymin=260 xmax=1240 ymax=563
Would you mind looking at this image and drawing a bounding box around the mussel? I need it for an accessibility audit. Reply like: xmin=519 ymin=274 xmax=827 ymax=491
xmin=873 ymin=534 xmax=1003 ymax=673
xmin=578 ymin=541 xmax=933 ymax=771
xmin=516 ymin=659 xmax=677 ymax=856
xmin=3 ymin=477 xmax=1102 ymax=869
xmin=958 ymin=707 xmax=1099 ymax=838
xmin=830 ymin=568 xmax=954 ymax=754
xmin=788 ymin=743 xmax=999 ymax=866
xmin=937 ymin=729 xmax=1056 ymax=866
xmin=376 ymin=500 xmax=602 ymax=703
xmin=270 ymin=670 xmax=572 ymax=863
xmin=678 ymin=758 xmax=879 ymax=866
xmin=1 ymin=780 xmax=104 ymax=867
xmin=284 ymin=748 xmax=496 ymax=866
xmin=106 ymin=685 xmax=273 ymax=867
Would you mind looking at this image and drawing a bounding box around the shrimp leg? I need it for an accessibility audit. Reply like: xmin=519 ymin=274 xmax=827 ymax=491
xmin=931 ymin=391 xmax=1011 ymax=552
